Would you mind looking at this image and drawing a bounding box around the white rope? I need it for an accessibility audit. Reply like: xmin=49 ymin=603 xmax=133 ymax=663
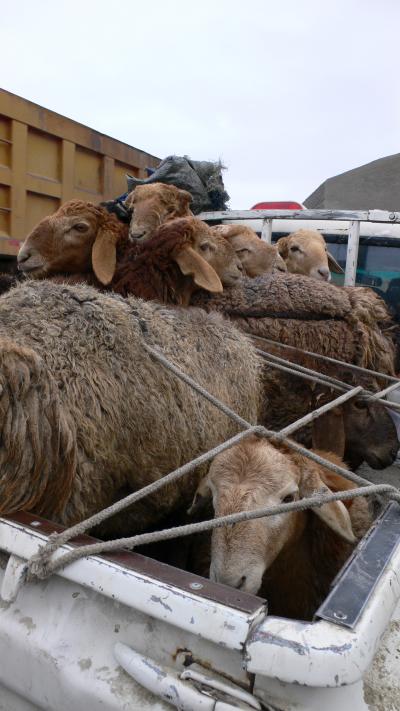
xmin=26 ymin=484 xmax=400 ymax=580
xmin=24 ymin=333 xmax=400 ymax=582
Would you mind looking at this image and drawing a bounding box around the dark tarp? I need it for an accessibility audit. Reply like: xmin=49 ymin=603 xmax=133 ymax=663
xmin=126 ymin=155 xmax=230 ymax=214
xmin=304 ymin=153 xmax=400 ymax=211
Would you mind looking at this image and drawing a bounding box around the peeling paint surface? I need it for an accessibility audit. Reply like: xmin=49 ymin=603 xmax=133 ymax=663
xmin=250 ymin=630 xmax=308 ymax=656
xmin=19 ymin=616 xmax=36 ymax=634
xmin=150 ymin=595 xmax=173 ymax=613
xmin=78 ymin=658 xmax=92 ymax=671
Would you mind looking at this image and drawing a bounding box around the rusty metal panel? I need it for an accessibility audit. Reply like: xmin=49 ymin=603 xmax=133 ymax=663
xmin=0 ymin=88 xmax=160 ymax=256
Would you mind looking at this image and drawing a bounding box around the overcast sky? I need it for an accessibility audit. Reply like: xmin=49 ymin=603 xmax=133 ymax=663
xmin=2 ymin=0 xmax=400 ymax=207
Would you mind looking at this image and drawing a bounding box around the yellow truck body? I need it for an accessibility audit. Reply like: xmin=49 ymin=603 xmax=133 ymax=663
xmin=0 ymin=89 xmax=159 ymax=256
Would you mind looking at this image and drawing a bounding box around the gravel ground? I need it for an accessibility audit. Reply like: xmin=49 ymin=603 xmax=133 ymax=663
xmin=357 ymin=461 xmax=400 ymax=488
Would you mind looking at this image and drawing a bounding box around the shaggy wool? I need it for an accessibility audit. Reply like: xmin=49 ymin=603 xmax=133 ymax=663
xmin=0 ymin=281 xmax=261 ymax=535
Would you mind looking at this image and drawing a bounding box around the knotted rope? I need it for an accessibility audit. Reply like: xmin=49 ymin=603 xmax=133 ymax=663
xmin=24 ymin=338 xmax=400 ymax=582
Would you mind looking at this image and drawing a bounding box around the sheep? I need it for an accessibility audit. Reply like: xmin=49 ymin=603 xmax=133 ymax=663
xmin=0 ymin=280 xmax=261 ymax=536
xmin=112 ymin=217 xmax=244 ymax=305
xmin=309 ymin=396 xmax=399 ymax=470
xmin=212 ymin=224 xmax=287 ymax=276
xmin=17 ymin=200 xmax=129 ymax=286
xmin=17 ymin=205 xmax=244 ymax=305
xmin=192 ymin=435 xmax=372 ymax=620
xmin=276 ymin=229 xmax=344 ymax=282
xmin=256 ymin=361 xmax=399 ymax=470
xmin=190 ymin=272 xmax=396 ymax=375
xmin=126 ymin=183 xmax=193 ymax=241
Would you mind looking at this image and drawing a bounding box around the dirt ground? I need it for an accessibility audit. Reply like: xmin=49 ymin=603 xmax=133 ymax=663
xmin=358 ymin=461 xmax=400 ymax=488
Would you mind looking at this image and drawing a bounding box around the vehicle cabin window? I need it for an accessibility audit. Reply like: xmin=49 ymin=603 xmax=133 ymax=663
xmin=327 ymin=243 xmax=400 ymax=319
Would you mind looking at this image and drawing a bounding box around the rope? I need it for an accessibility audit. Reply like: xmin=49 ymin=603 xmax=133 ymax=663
xmin=23 ymin=333 xmax=400 ymax=582
xmin=248 ymin=334 xmax=399 ymax=383
xmin=254 ymin=344 xmax=400 ymax=411
xmin=256 ymin=349 xmax=350 ymax=393
xmin=27 ymin=484 xmax=400 ymax=580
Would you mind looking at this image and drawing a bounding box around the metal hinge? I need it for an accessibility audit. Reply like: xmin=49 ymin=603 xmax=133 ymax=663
xmin=114 ymin=642 xmax=265 ymax=711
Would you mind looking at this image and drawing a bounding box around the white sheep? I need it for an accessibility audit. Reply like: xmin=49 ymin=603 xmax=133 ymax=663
xmin=276 ymin=229 xmax=344 ymax=282
xmin=191 ymin=435 xmax=372 ymax=620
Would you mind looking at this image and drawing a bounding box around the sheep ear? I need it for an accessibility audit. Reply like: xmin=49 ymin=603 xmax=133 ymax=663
xmin=166 ymin=188 xmax=193 ymax=218
xmin=92 ymin=227 xmax=117 ymax=285
xmin=299 ymin=468 xmax=356 ymax=543
xmin=276 ymin=236 xmax=290 ymax=260
xmin=187 ymin=478 xmax=212 ymax=516
xmin=174 ymin=188 xmax=193 ymax=215
xmin=174 ymin=246 xmax=223 ymax=293
xmin=327 ymin=252 xmax=344 ymax=274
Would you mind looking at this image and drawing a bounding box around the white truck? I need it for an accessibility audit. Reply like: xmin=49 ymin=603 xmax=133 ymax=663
xmin=1 ymin=208 xmax=400 ymax=711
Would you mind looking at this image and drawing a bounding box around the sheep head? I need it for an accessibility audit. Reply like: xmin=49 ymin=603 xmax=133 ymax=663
xmin=17 ymin=201 xmax=126 ymax=285
xmin=112 ymin=216 xmax=229 ymax=304
xmin=342 ymin=397 xmax=399 ymax=469
xmin=213 ymin=224 xmax=287 ymax=277
xmin=127 ymin=183 xmax=193 ymax=241
xmin=191 ymin=437 xmax=355 ymax=595
xmin=277 ymin=230 xmax=344 ymax=282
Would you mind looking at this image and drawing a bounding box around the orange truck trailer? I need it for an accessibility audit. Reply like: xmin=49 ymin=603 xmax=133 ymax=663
xmin=0 ymin=88 xmax=159 ymax=263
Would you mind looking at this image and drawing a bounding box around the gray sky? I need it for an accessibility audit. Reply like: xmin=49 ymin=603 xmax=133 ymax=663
xmin=2 ymin=0 xmax=400 ymax=207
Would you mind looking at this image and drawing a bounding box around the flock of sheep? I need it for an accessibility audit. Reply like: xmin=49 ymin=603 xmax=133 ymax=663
xmin=0 ymin=181 xmax=398 ymax=621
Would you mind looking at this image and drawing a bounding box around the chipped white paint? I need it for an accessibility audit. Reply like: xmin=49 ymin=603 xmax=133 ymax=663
xmin=245 ymin=537 xmax=400 ymax=687
xmin=260 ymin=219 xmax=272 ymax=244
xmin=114 ymin=644 xmax=259 ymax=710
xmin=344 ymin=220 xmax=361 ymax=286
xmin=0 ymin=516 xmax=265 ymax=652
xmin=199 ymin=208 xmax=400 ymax=224
xmin=0 ymin=554 xmax=27 ymax=602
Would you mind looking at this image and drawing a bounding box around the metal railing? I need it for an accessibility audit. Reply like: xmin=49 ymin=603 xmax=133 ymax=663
xmin=198 ymin=208 xmax=400 ymax=287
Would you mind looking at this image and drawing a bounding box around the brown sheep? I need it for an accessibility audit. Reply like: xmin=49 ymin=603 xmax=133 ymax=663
xmin=193 ymin=436 xmax=372 ymax=620
xmin=17 ymin=200 xmax=128 ymax=286
xmin=18 ymin=205 xmax=243 ymax=305
xmin=276 ymin=229 xmax=344 ymax=282
xmin=112 ymin=217 xmax=243 ymax=305
xmin=126 ymin=183 xmax=193 ymax=240
xmin=0 ymin=280 xmax=261 ymax=535
xmin=190 ymin=272 xmax=396 ymax=375
xmin=212 ymin=224 xmax=287 ymax=276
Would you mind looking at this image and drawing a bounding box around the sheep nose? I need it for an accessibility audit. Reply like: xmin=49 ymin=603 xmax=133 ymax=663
xmin=237 ymin=575 xmax=247 ymax=589
xmin=17 ymin=248 xmax=31 ymax=264
xmin=129 ymin=228 xmax=145 ymax=241
xmin=318 ymin=267 xmax=330 ymax=281
xmin=237 ymin=262 xmax=244 ymax=272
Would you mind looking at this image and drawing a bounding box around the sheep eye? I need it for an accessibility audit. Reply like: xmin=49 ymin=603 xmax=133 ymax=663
xmin=199 ymin=242 xmax=211 ymax=252
xmin=290 ymin=245 xmax=300 ymax=253
xmin=282 ymin=493 xmax=296 ymax=504
xmin=354 ymin=400 xmax=368 ymax=411
xmin=236 ymin=248 xmax=251 ymax=255
xmin=73 ymin=223 xmax=89 ymax=233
